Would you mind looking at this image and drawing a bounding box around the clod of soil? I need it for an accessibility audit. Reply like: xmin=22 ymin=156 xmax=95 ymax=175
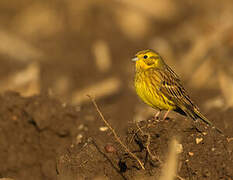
xmin=0 ymin=92 xmax=79 ymax=180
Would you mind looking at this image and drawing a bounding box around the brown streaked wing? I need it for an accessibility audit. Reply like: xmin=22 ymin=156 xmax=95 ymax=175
xmin=145 ymin=68 xmax=175 ymax=107
xmin=165 ymin=64 xmax=180 ymax=80
xmin=153 ymin=68 xmax=198 ymax=111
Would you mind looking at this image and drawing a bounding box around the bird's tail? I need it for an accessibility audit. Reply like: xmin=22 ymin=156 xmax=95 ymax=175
xmin=189 ymin=107 xmax=223 ymax=134
xmin=193 ymin=108 xmax=213 ymax=126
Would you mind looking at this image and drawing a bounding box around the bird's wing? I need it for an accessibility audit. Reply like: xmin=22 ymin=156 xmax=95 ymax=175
xmin=154 ymin=68 xmax=199 ymax=119
xmin=151 ymin=68 xmax=219 ymax=130
xmin=165 ymin=64 xmax=180 ymax=80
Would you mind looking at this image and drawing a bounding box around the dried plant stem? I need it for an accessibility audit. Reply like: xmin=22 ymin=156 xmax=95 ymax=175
xmin=136 ymin=121 xmax=162 ymax=163
xmin=129 ymin=123 xmax=147 ymax=144
xmin=136 ymin=121 xmax=185 ymax=180
xmin=176 ymin=175 xmax=185 ymax=180
xmin=88 ymin=95 xmax=145 ymax=170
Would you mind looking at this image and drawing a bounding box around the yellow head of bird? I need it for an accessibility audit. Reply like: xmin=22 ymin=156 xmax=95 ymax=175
xmin=132 ymin=49 xmax=165 ymax=71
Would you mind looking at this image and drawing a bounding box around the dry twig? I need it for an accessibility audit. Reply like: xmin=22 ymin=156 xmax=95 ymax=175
xmin=88 ymin=95 xmax=145 ymax=170
xmin=135 ymin=120 xmax=185 ymax=180
xmin=135 ymin=121 xmax=162 ymax=163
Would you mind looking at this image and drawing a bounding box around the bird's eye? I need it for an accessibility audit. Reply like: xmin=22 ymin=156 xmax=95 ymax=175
xmin=144 ymin=55 xmax=148 ymax=59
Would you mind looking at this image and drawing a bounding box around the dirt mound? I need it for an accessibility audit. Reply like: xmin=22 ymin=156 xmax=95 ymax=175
xmin=57 ymin=117 xmax=233 ymax=180
xmin=0 ymin=92 xmax=79 ymax=180
xmin=0 ymin=92 xmax=232 ymax=180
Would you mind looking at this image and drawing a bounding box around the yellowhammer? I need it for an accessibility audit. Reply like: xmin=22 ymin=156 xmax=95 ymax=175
xmin=132 ymin=49 xmax=222 ymax=133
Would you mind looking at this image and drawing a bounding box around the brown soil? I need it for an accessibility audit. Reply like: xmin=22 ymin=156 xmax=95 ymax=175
xmin=0 ymin=91 xmax=232 ymax=180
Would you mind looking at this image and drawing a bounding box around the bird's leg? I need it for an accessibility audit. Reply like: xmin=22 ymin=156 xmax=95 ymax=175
xmin=163 ymin=110 xmax=170 ymax=120
xmin=154 ymin=110 xmax=161 ymax=120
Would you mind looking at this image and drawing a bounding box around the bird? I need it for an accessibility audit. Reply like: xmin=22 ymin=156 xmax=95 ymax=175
xmin=132 ymin=49 xmax=222 ymax=133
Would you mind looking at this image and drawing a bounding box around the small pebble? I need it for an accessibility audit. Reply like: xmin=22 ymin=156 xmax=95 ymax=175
xmin=175 ymin=143 xmax=183 ymax=154
xmin=196 ymin=137 xmax=203 ymax=144
xmin=76 ymin=134 xmax=83 ymax=144
xmin=105 ymin=144 xmax=116 ymax=153
xmin=202 ymin=132 xmax=207 ymax=135
xmin=78 ymin=124 xmax=84 ymax=130
xmin=188 ymin=152 xmax=194 ymax=156
xmin=99 ymin=126 xmax=108 ymax=131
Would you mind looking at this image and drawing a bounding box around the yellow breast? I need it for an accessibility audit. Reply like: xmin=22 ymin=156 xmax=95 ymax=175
xmin=134 ymin=72 xmax=176 ymax=110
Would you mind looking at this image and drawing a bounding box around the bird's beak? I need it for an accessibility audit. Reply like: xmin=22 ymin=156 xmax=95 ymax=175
xmin=131 ymin=56 xmax=139 ymax=62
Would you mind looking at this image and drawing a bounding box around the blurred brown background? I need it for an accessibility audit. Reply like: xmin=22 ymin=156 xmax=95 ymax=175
xmin=1 ymin=0 xmax=233 ymax=129
xmin=0 ymin=0 xmax=233 ymax=179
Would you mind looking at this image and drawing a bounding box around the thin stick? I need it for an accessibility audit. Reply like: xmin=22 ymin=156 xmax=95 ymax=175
xmin=88 ymin=95 xmax=145 ymax=170
xmin=136 ymin=121 xmax=162 ymax=163
xmin=176 ymin=175 xmax=185 ymax=180
xmin=135 ymin=121 xmax=184 ymax=180
xmin=128 ymin=121 xmax=147 ymax=144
